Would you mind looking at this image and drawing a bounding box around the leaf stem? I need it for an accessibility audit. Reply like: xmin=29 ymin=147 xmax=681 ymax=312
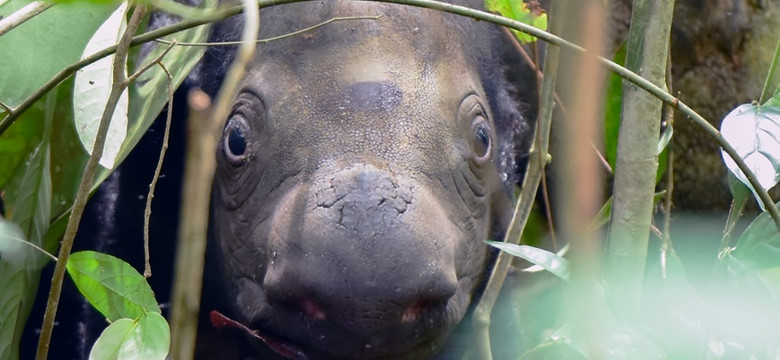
xmin=759 ymin=38 xmax=780 ymax=105
xmin=34 ymin=5 xmax=147 ymax=359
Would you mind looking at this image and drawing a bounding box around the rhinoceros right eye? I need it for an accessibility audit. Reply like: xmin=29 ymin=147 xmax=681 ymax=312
xmin=223 ymin=116 xmax=250 ymax=166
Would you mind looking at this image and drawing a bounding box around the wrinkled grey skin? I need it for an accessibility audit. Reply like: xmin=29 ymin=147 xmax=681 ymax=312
xmin=205 ymin=1 xmax=531 ymax=358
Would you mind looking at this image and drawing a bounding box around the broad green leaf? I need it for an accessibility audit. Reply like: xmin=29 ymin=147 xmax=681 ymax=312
xmin=0 ymin=218 xmax=45 ymax=359
xmin=484 ymin=0 xmax=546 ymax=43
xmin=720 ymin=103 xmax=780 ymax=210
xmin=66 ymin=251 xmax=160 ymax=321
xmin=0 ymin=0 xmax=120 ymax=108
xmin=73 ymin=1 xmax=129 ymax=169
xmin=485 ymin=241 xmax=569 ymax=281
xmin=728 ymin=201 xmax=780 ymax=270
xmin=88 ymin=313 xmax=170 ymax=360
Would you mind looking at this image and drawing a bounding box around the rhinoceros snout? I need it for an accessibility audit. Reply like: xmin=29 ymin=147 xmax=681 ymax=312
xmin=257 ymin=163 xmax=464 ymax=352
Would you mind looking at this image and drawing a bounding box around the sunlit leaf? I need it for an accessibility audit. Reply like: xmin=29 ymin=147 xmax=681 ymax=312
xmin=66 ymin=251 xmax=160 ymax=321
xmin=88 ymin=313 xmax=170 ymax=360
xmin=485 ymin=241 xmax=569 ymax=281
xmin=73 ymin=1 xmax=129 ymax=169
xmin=720 ymin=103 xmax=780 ymax=210
xmin=484 ymin=0 xmax=546 ymax=43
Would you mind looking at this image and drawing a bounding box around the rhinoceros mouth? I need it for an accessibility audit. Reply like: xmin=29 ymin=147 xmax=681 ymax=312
xmin=211 ymin=302 xmax=454 ymax=359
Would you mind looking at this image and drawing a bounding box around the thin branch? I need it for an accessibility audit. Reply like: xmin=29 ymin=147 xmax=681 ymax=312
xmin=142 ymin=59 xmax=175 ymax=278
xmin=0 ymin=0 xmax=54 ymax=37
xmin=155 ymin=15 xmax=381 ymax=47
xmin=35 ymin=5 xmax=147 ymax=359
xmin=168 ymin=0 xmax=258 ymax=356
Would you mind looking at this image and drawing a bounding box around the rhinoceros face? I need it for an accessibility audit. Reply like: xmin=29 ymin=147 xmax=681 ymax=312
xmin=211 ymin=2 xmax=515 ymax=358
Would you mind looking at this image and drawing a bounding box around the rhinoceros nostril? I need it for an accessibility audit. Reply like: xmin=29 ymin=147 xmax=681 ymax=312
xmin=401 ymin=299 xmax=446 ymax=324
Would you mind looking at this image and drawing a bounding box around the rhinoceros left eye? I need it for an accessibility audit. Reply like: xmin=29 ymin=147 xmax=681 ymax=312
xmin=471 ymin=117 xmax=492 ymax=163
xmin=223 ymin=116 xmax=250 ymax=166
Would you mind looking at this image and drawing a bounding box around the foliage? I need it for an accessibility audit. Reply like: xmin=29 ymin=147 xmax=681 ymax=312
xmin=66 ymin=251 xmax=169 ymax=360
xmin=0 ymin=0 xmax=211 ymax=355
xmin=484 ymin=0 xmax=546 ymax=43
xmin=720 ymin=101 xmax=780 ymax=210
xmin=1 ymin=0 xmax=780 ymax=358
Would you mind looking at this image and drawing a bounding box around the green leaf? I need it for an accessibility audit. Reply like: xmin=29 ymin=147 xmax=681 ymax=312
xmin=720 ymin=103 xmax=780 ymax=210
xmin=484 ymin=0 xmax=547 ymax=44
xmin=485 ymin=241 xmax=569 ymax=281
xmin=0 ymin=0 xmax=121 ymax=108
xmin=66 ymin=251 xmax=160 ymax=321
xmin=604 ymin=43 xmax=627 ymax=171
xmin=88 ymin=313 xmax=170 ymax=360
xmin=0 ymin=218 xmax=45 ymax=359
xmin=729 ymin=202 xmax=780 ymax=270
xmin=73 ymin=1 xmax=129 ymax=169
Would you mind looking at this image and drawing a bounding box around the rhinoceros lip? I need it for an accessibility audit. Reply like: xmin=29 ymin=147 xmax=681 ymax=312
xmin=210 ymin=310 xmax=310 ymax=360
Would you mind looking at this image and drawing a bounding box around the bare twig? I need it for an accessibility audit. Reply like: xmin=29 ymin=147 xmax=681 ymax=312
xmin=155 ymin=15 xmax=381 ymax=47
xmin=168 ymin=0 xmax=258 ymax=356
xmin=0 ymin=0 xmax=54 ymax=37
xmin=34 ymin=5 xmax=147 ymax=359
xmin=142 ymin=58 xmax=175 ymax=278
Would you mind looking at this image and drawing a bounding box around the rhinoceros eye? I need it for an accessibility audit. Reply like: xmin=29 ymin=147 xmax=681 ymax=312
xmin=223 ymin=115 xmax=250 ymax=166
xmin=471 ymin=116 xmax=492 ymax=163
